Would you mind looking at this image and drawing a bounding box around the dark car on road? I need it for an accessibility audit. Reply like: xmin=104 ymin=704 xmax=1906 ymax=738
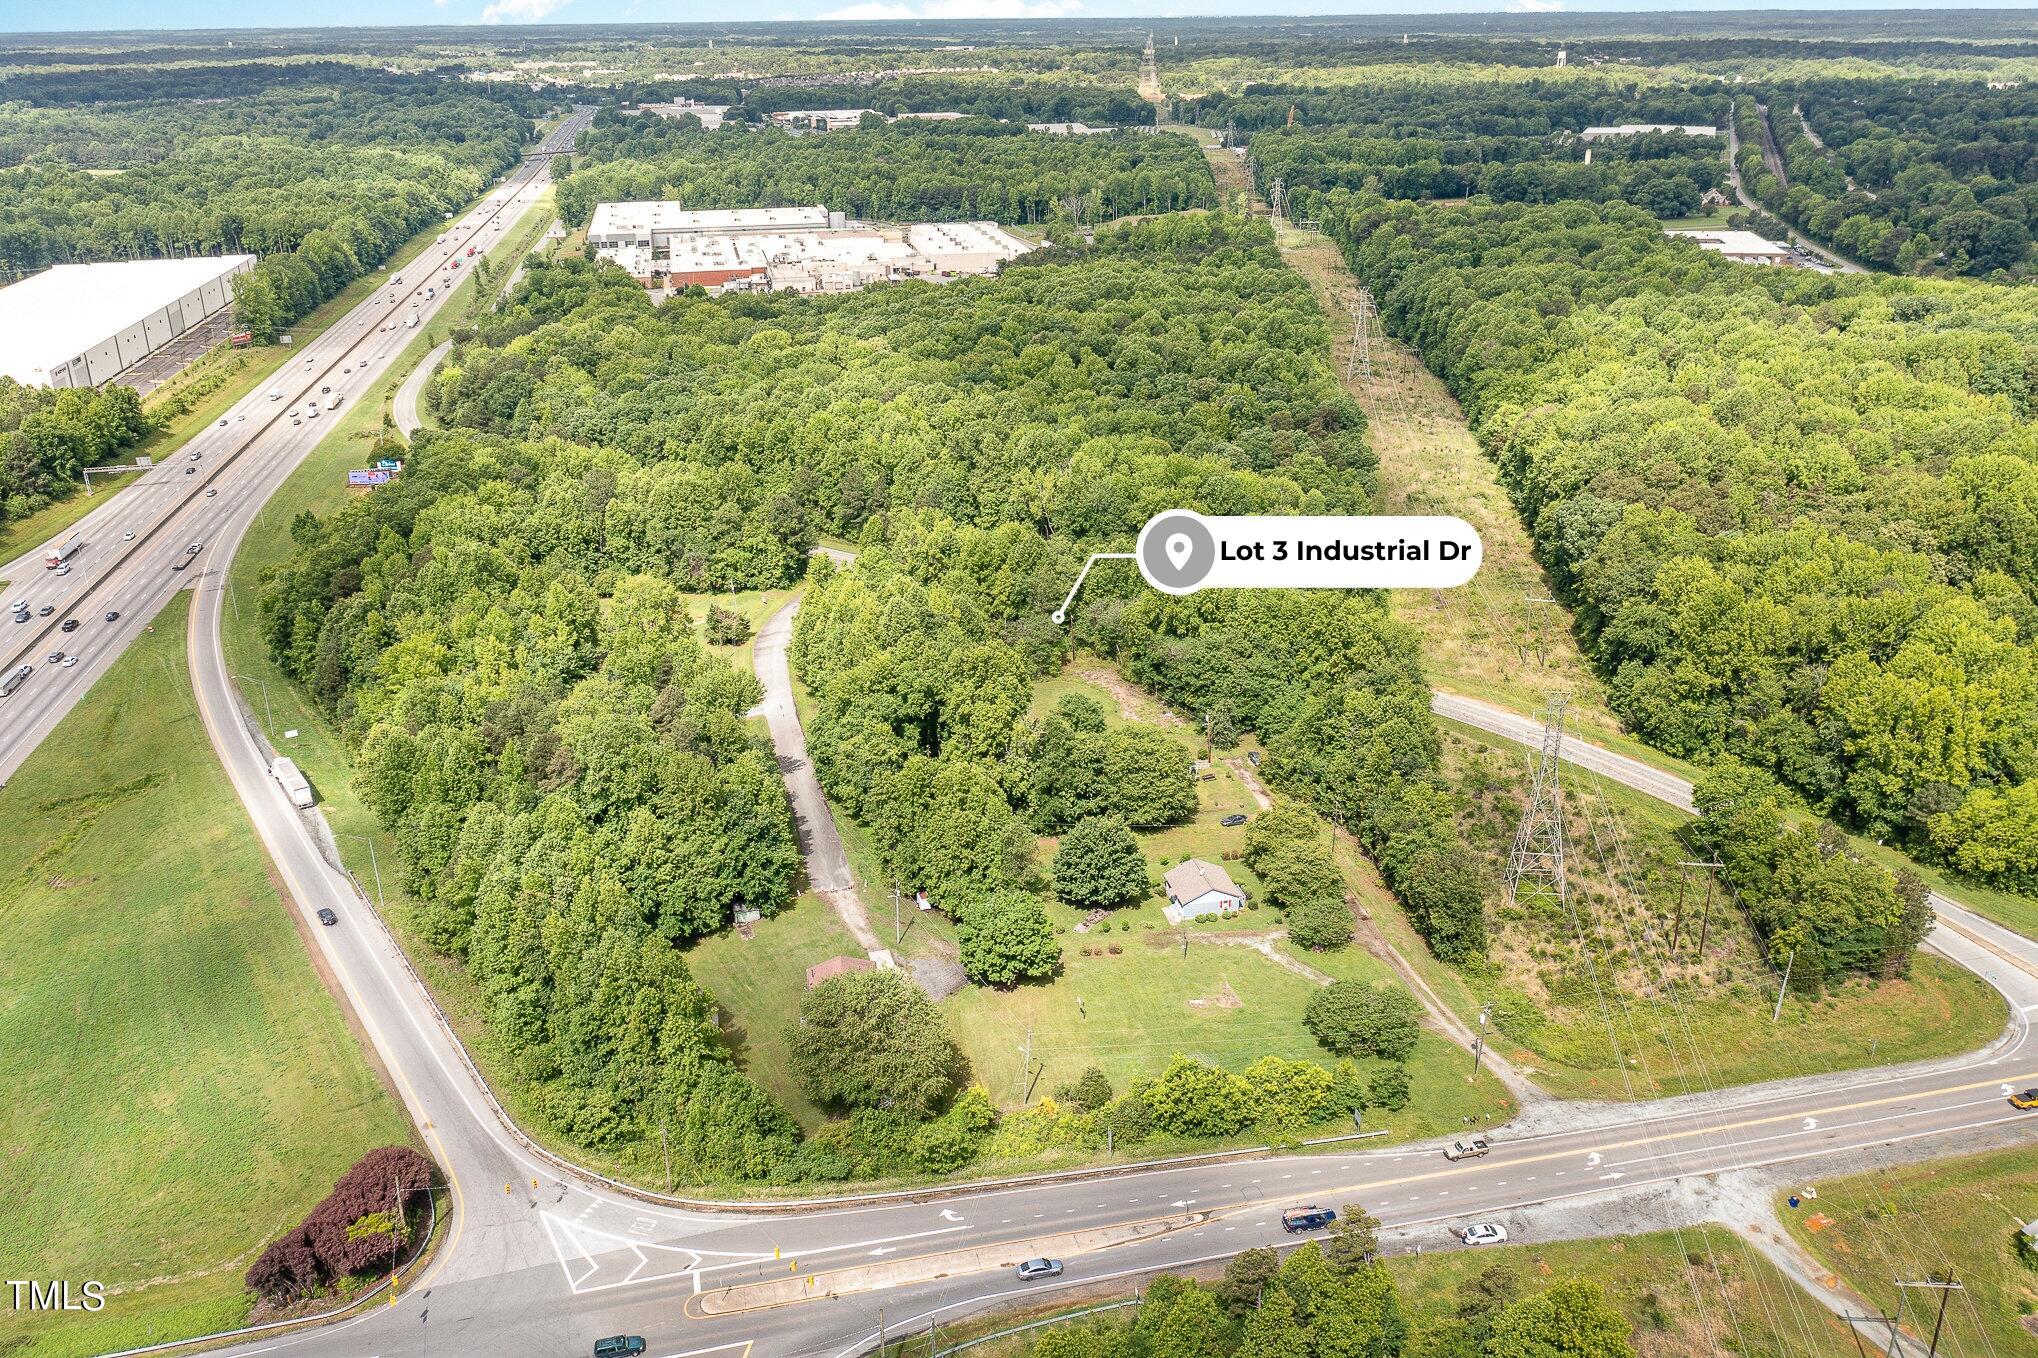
xmin=61 ymin=619 xmax=79 ymax=632
xmin=104 ymin=611 xmax=120 ymax=622
xmin=1015 ymin=1258 xmax=1064 ymax=1280
xmin=316 ymin=908 xmax=338 ymax=927
xmin=1282 ymin=1207 xmax=1338 ymax=1233
xmin=592 ymin=1339 xmax=646 ymax=1358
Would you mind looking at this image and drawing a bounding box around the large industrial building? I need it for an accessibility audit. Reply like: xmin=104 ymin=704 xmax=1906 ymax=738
xmin=589 ymin=202 xmax=1033 ymax=297
xmin=0 ymin=255 xmax=256 ymax=389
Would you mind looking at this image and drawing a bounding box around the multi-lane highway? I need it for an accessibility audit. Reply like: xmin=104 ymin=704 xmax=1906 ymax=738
xmin=9 ymin=103 xmax=2036 ymax=1358
xmin=0 ymin=108 xmax=592 ymax=786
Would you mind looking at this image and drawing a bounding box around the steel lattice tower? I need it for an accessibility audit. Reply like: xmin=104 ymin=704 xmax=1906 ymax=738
xmin=1504 ymin=698 xmax=1570 ymax=909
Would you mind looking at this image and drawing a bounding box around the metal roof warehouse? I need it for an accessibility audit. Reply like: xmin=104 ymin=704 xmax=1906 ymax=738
xmin=0 ymin=254 xmax=256 ymax=389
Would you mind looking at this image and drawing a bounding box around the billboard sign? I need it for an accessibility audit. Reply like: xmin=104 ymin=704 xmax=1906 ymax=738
xmin=348 ymin=470 xmax=393 ymax=487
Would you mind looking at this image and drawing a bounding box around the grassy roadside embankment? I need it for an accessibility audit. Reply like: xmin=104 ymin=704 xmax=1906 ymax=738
xmin=0 ymin=594 xmax=412 ymax=1358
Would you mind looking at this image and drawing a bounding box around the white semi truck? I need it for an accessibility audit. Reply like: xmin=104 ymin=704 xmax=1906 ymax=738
xmin=270 ymin=756 xmax=315 ymax=809
xmin=45 ymin=532 xmax=82 ymax=569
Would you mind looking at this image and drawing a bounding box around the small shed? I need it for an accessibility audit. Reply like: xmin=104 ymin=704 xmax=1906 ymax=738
xmin=805 ymin=955 xmax=875 ymax=989
xmin=1163 ymin=858 xmax=1246 ymax=925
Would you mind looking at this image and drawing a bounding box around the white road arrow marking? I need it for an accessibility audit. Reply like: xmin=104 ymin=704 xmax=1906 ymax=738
xmin=2004 ymin=1084 xmax=2016 ymax=1096
xmin=869 ymin=1247 xmax=897 ymax=1257
xmin=940 ymin=1209 xmax=964 ymax=1222
xmin=1585 ymin=1152 xmax=1602 ymax=1168
xmin=1597 ymin=1172 xmax=1625 ymax=1181
xmin=1803 ymin=1117 xmax=1818 ymax=1131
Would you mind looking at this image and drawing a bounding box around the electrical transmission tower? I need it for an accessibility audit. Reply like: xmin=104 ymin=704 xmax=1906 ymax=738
xmin=1346 ymin=288 xmax=1375 ymax=383
xmin=1268 ymin=177 xmax=1286 ymax=224
xmin=1504 ymin=698 xmax=1570 ymax=909
xmin=1139 ymin=32 xmax=1160 ymax=98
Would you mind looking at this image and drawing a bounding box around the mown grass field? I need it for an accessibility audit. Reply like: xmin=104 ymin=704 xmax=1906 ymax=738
xmin=0 ymin=594 xmax=411 ymax=1358
xmin=1782 ymin=1143 xmax=2038 ymax=1355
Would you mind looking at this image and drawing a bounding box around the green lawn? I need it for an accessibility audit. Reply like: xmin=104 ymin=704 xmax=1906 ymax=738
xmin=683 ymin=892 xmax=863 ymax=1132
xmin=0 ymin=594 xmax=412 ymax=1358
xmin=1781 ymin=1144 xmax=2038 ymax=1356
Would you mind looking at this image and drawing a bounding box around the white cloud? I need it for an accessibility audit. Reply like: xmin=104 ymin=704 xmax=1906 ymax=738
xmin=819 ymin=1 xmax=914 ymax=16
xmin=919 ymin=0 xmax=1082 ymax=15
xmin=479 ymin=0 xmax=572 ymax=21
xmin=1505 ymin=0 xmax=1564 ymax=11
xmin=819 ymin=0 xmax=1081 ymax=17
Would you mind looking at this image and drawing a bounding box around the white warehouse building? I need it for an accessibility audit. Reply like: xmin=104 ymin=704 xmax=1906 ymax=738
xmin=0 ymin=255 xmax=256 ymax=389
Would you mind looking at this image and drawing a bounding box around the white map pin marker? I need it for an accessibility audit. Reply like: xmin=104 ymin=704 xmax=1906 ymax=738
xmin=1165 ymin=533 xmax=1193 ymax=570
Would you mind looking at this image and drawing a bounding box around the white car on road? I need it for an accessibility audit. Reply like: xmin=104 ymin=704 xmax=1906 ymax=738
xmin=1459 ymin=1223 xmax=1508 ymax=1246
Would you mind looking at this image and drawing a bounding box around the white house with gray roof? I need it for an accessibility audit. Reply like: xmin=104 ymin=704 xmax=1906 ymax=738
xmin=1163 ymin=858 xmax=1246 ymax=924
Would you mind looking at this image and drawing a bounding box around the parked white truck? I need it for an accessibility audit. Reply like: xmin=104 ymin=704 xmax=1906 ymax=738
xmin=271 ymin=756 xmax=314 ymax=809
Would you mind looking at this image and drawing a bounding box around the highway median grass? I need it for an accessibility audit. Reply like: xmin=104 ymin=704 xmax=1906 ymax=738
xmin=0 ymin=593 xmax=411 ymax=1358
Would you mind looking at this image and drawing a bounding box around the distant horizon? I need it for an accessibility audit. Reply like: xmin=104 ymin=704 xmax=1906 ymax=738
xmin=12 ymin=2 xmax=2038 ymax=39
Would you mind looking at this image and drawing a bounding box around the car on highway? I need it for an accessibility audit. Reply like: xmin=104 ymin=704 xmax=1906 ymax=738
xmin=61 ymin=655 xmax=77 ymax=668
xmin=317 ymin=908 xmax=339 ymax=926
xmin=270 ymin=391 xmax=282 ymax=400
xmin=104 ymin=611 xmax=120 ymax=622
xmin=205 ymin=488 xmax=218 ymax=498
xmin=55 ymin=563 xmax=70 ymax=576
xmin=343 ymin=365 xmax=352 ymax=373
xmin=1015 ymin=1258 xmax=1064 ymax=1281
xmin=186 ymin=466 xmax=195 ymax=474
xmin=61 ymin=619 xmax=78 ymax=632
xmin=1221 ymin=813 xmax=1248 ymax=827
xmin=190 ymin=450 xmax=201 ymax=460
xmin=122 ymin=530 xmax=134 ymax=540
xmin=1444 ymin=1135 xmax=1493 ymax=1161
xmin=47 ymin=650 xmax=64 ymax=664
xmin=1282 ymin=1207 xmax=1338 ymax=1233
xmin=217 ymin=418 xmax=228 ymax=427
xmin=37 ymin=604 xmax=53 ymax=616
xmin=2012 ymin=1089 xmax=2038 ymax=1110
xmin=590 ymin=1339 xmax=645 ymax=1358
xmin=292 ymin=417 xmax=302 ymax=425
xmin=1458 ymin=1223 xmax=1508 ymax=1246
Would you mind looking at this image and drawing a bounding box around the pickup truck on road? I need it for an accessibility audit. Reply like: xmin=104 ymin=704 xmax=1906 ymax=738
xmin=1444 ymin=1135 xmax=1492 ymax=1161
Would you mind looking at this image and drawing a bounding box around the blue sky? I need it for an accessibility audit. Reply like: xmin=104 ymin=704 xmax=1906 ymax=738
xmin=20 ymin=1 xmax=2038 ymax=35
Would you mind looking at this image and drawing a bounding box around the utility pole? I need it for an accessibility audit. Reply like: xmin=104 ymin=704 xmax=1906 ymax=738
xmin=1347 ymin=288 xmax=1375 ymax=383
xmin=1772 ymin=945 xmax=1798 ymax=1022
xmin=1894 ymin=1274 xmax=1963 ymax=1357
xmin=1016 ymin=1026 xmax=1033 ymax=1104
xmin=1672 ymin=860 xmax=1720 ymax=953
xmin=1471 ymin=1003 xmax=1491 ymax=1077
xmin=891 ymin=879 xmax=903 ymax=946
xmin=1524 ymin=593 xmax=1555 ymax=666
xmin=659 ymin=1119 xmax=672 ymax=1192
xmin=1504 ymin=697 xmax=1569 ymax=911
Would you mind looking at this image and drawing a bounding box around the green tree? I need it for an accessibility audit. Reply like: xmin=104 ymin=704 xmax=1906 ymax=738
xmin=788 ymin=969 xmax=962 ymax=1118
xmin=1366 ymin=1063 xmax=1411 ymax=1112
xmin=1325 ymin=1204 xmax=1382 ymax=1272
xmin=1101 ymin=726 xmax=1198 ymax=827
xmin=1306 ymin=981 xmax=1423 ymax=1061
xmin=1053 ymin=814 xmax=1150 ymax=908
xmin=1216 ymin=1247 xmax=1281 ymax=1317
xmin=1057 ymin=1066 xmax=1115 ymax=1112
xmin=955 ymin=891 xmax=1062 ymax=987
xmin=1484 ymin=1280 xmax=1635 ymax=1358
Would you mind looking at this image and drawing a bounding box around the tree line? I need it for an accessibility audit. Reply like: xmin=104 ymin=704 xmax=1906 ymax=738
xmin=1257 ymin=124 xmax=1722 ymax=218
xmin=0 ymin=64 xmax=535 ymax=337
xmin=555 ymin=114 xmax=1217 ymax=228
xmin=1741 ymin=81 xmax=2038 ymax=276
xmin=0 ymin=380 xmax=150 ymax=529
xmin=1010 ymin=1240 xmax=1637 ymax=1358
xmin=1315 ymin=191 xmax=2038 ymax=912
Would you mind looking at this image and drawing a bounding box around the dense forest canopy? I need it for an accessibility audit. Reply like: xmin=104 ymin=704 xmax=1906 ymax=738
xmin=555 ymin=114 xmax=1216 ymax=227
xmin=0 ymin=64 xmax=534 ymax=336
xmin=1318 ymin=192 xmax=2038 ymax=906
xmin=263 ymin=215 xmax=1491 ymax=1182
xmin=0 ymin=380 xmax=151 ymax=527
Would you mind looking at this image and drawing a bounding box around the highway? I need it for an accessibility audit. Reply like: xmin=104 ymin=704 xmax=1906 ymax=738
xmin=0 ymin=108 xmax=592 ymax=786
xmin=8 ymin=106 xmax=2034 ymax=1358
